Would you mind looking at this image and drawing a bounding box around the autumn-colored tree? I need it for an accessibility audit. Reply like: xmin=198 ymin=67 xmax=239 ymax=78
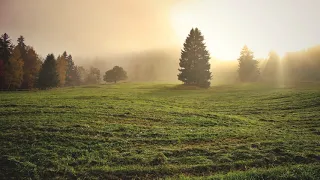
xmin=56 ymin=53 xmax=67 ymax=86
xmin=17 ymin=36 xmax=41 ymax=89
xmin=4 ymin=47 xmax=24 ymax=89
xmin=24 ymin=47 xmax=42 ymax=88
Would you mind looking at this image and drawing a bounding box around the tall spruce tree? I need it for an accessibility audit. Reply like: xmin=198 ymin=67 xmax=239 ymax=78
xmin=25 ymin=47 xmax=42 ymax=88
xmin=56 ymin=53 xmax=67 ymax=87
xmin=237 ymin=45 xmax=260 ymax=82
xmin=0 ymin=33 xmax=14 ymax=89
xmin=65 ymin=54 xmax=79 ymax=86
xmin=17 ymin=36 xmax=30 ymax=89
xmin=38 ymin=54 xmax=59 ymax=89
xmin=17 ymin=36 xmax=27 ymax=59
xmin=262 ymin=51 xmax=280 ymax=83
xmin=178 ymin=28 xmax=211 ymax=88
xmin=0 ymin=33 xmax=14 ymax=64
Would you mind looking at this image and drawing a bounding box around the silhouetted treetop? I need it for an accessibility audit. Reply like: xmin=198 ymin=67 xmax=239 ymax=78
xmin=238 ymin=45 xmax=259 ymax=82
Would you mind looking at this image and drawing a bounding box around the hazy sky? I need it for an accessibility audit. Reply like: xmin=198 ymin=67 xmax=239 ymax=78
xmin=1 ymin=0 xmax=320 ymax=60
xmin=0 ymin=0 xmax=180 ymax=58
xmin=172 ymin=0 xmax=320 ymax=59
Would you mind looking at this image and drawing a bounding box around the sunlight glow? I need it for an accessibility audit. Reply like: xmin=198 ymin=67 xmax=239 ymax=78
xmin=170 ymin=0 xmax=320 ymax=61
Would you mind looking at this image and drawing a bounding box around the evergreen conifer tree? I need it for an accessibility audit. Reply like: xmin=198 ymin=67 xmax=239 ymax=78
xmin=178 ymin=28 xmax=212 ymax=88
xmin=238 ymin=45 xmax=260 ymax=82
xmin=0 ymin=33 xmax=14 ymax=88
xmin=38 ymin=54 xmax=59 ymax=89
xmin=262 ymin=51 xmax=280 ymax=83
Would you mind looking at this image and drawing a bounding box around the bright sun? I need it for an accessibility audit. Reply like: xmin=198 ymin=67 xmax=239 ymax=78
xmin=170 ymin=1 xmax=242 ymax=61
xmin=170 ymin=0 xmax=320 ymax=61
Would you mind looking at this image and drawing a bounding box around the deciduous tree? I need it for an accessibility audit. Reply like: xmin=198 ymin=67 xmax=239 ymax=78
xmin=77 ymin=66 xmax=88 ymax=85
xmin=104 ymin=66 xmax=127 ymax=83
xmin=86 ymin=67 xmax=101 ymax=84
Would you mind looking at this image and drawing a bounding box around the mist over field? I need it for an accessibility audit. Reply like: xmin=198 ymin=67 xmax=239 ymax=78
xmin=1 ymin=0 xmax=320 ymax=179
xmin=1 ymin=0 xmax=319 ymax=85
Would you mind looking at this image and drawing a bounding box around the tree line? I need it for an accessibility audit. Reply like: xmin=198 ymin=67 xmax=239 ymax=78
xmin=177 ymin=28 xmax=320 ymax=87
xmin=0 ymin=33 xmax=127 ymax=90
xmin=1 ymin=30 xmax=319 ymax=90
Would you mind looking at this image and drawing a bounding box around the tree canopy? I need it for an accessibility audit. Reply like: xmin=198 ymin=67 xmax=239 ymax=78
xmin=0 ymin=31 xmax=320 ymax=91
xmin=87 ymin=67 xmax=101 ymax=84
xmin=103 ymin=66 xmax=127 ymax=83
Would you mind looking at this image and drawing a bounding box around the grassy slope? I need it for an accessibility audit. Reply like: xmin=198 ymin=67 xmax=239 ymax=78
xmin=0 ymin=83 xmax=319 ymax=179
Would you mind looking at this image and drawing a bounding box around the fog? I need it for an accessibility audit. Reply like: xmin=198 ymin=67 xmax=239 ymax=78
xmin=1 ymin=0 xmax=320 ymax=84
xmin=0 ymin=0 xmax=180 ymax=57
xmin=0 ymin=0 xmax=186 ymax=82
xmin=76 ymin=48 xmax=181 ymax=82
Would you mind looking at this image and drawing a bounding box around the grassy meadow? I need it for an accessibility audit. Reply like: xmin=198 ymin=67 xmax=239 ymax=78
xmin=0 ymin=83 xmax=319 ymax=179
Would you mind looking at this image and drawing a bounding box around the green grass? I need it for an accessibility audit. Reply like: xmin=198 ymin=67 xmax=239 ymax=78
xmin=0 ymin=83 xmax=319 ymax=179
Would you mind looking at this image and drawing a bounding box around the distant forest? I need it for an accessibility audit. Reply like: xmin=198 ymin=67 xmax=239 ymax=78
xmin=0 ymin=32 xmax=320 ymax=90
xmin=0 ymin=33 xmax=104 ymax=90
